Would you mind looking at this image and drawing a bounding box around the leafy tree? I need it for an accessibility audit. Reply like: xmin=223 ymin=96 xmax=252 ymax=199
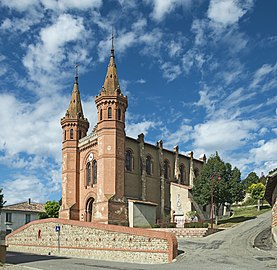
xmin=242 ymin=172 xmax=259 ymax=191
xmin=249 ymin=183 xmax=265 ymax=211
xmin=192 ymin=152 xmax=245 ymax=224
xmin=39 ymin=200 xmax=60 ymax=219
xmin=0 ymin=188 xmax=6 ymax=211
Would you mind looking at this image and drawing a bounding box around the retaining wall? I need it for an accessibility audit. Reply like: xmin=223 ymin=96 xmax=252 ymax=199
xmin=152 ymin=228 xmax=219 ymax=238
xmin=5 ymin=218 xmax=177 ymax=264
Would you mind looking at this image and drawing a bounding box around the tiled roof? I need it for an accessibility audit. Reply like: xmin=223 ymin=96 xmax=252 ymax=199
xmin=2 ymin=201 xmax=45 ymax=213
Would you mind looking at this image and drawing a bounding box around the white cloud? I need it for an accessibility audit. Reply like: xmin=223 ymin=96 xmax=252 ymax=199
xmin=207 ymin=0 xmax=254 ymax=27
xmin=250 ymin=62 xmax=277 ymax=89
xmin=163 ymin=124 xmax=193 ymax=149
xmin=193 ymin=119 xmax=258 ymax=152
xmin=3 ymin=176 xmax=48 ymax=204
xmin=126 ymin=120 xmax=157 ymax=138
xmin=1 ymin=0 xmax=102 ymax=11
xmin=41 ymin=0 xmax=102 ymax=10
xmin=23 ymin=14 xmax=91 ymax=92
xmin=135 ymin=79 xmax=146 ymax=84
xmin=147 ymin=0 xmax=189 ymax=22
xmin=250 ymin=138 xmax=277 ymax=164
xmin=0 ymin=93 xmax=66 ymax=159
xmin=0 ymin=0 xmax=38 ymax=11
xmin=161 ymin=62 xmax=182 ymax=81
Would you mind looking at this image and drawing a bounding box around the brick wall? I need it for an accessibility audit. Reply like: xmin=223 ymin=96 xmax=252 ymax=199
xmin=5 ymin=218 xmax=177 ymax=264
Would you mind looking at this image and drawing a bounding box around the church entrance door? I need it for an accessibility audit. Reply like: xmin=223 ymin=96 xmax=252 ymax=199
xmin=85 ymin=197 xmax=94 ymax=222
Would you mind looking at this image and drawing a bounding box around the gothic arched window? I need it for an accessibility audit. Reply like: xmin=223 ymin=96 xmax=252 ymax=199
xmin=70 ymin=129 xmax=74 ymax=139
xmin=146 ymin=155 xmax=152 ymax=176
xmin=117 ymin=108 xmax=121 ymax=120
xmin=93 ymin=160 xmax=97 ymax=184
xmin=100 ymin=109 xmax=103 ymax=121
xmin=64 ymin=130 xmax=66 ymax=141
xmin=86 ymin=162 xmax=91 ymax=186
xmin=180 ymin=164 xmax=185 ymax=184
xmin=79 ymin=130 xmax=82 ymax=140
xmin=125 ymin=150 xmax=133 ymax=172
xmin=164 ymin=160 xmax=169 ymax=179
xmin=108 ymin=107 xmax=112 ymax=119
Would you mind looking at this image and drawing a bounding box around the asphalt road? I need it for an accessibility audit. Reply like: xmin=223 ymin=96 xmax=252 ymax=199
xmin=5 ymin=211 xmax=277 ymax=270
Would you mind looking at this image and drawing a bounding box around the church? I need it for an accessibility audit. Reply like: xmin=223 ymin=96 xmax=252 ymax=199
xmin=59 ymin=42 xmax=206 ymax=227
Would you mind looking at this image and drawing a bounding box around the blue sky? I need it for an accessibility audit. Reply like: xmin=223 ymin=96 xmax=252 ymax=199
xmin=0 ymin=0 xmax=276 ymax=204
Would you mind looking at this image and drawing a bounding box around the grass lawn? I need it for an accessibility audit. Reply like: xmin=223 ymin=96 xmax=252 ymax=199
xmin=216 ymin=205 xmax=271 ymax=229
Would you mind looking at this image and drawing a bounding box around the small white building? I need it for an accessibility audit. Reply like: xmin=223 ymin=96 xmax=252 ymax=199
xmin=0 ymin=199 xmax=44 ymax=238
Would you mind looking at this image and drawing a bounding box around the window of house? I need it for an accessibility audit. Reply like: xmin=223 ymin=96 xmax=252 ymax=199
xmin=100 ymin=109 xmax=103 ymax=120
xmin=146 ymin=155 xmax=152 ymax=176
xmin=70 ymin=129 xmax=74 ymax=139
xmin=93 ymin=160 xmax=97 ymax=184
xmin=117 ymin=108 xmax=121 ymax=121
xmin=6 ymin=212 xmax=12 ymax=223
xmin=164 ymin=160 xmax=169 ymax=179
xmin=86 ymin=162 xmax=91 ymax=186
xmin=25 ymin=214 xmax=31 ymax=224
xmin=125 ymin=150 xmax=133 ymax=172
xmin=108 ymin=107 xmax=112 ymax=119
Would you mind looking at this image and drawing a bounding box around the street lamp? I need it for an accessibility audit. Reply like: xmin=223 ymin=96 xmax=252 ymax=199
xmin=210 ymin=174 xmax=221 ymax=230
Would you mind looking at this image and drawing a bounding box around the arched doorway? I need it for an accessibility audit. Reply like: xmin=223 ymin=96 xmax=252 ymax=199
xmin=85 ymin=197 xmax=94 ymax=222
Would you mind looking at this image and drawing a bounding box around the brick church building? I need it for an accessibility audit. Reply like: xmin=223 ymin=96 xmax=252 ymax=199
xmin=59 ymin=43 xmax=206 ymax=226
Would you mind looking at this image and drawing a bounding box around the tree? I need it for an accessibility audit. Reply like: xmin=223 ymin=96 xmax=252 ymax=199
xmin=192 ymin=152 xmax=245 ymax=224
xmin=249 ymin=183 xmax=265 ymax=211
xmin=242 ymin=172 xmax=259 ymax=191
xmin=39 ymin=200 xmax=60 ymax=219
xmin=0 ymin=189 xmax=6 ymax=211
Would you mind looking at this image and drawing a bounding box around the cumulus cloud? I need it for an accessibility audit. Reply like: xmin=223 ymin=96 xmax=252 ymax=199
xmin=250 ymin=138 xmax=277 ymax=164
xmin=126 ymin=120 xmax=157 ymax=138
xmin=1 ymin=0 xmax=102 ymax=12
xmin=3 ymin=176 xmax=48 ymax=204
xmin=207 ymin=0 xmax=254 ymax=27
xmin=146 ymin=0 xmax=191 ymax=22
xmin=193 ymin=119 xmax=258 ymax=152
xmin=23 ymin=14 xmax=91 ymax=93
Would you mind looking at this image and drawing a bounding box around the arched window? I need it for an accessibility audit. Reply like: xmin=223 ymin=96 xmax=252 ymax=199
xmin=70 ymin=129 xmax=74 ymax=139
xmin=79 ymin=130 xmax=82 ymax=140
xmin=125 ymin=150 xmax=133 ymax=172
xmin=64 ymin=130 xmax=66 ymax=141
xmin=164 ymin=160 xmax=169 ymax=179
xmin=108 ymin=107 xmax=112 ymax=119
xmin=180 ymin=164 xmax=185 ymax=184
xmin=100 ymin=109 xmax=103 ymax=121
xmin=93 ymin=160 xmax=97 ymax=184
xmin=146 ymin=155 xmax=152 ymax=176
xmin=86 ymin=162 xmax=91 ymax=186
xmin=117 ymin=108 xmax=121 ymax=121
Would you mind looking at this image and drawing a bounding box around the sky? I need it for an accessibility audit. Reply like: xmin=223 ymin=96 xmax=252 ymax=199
xmin=0 ymin=0 xmax=276 ymax=205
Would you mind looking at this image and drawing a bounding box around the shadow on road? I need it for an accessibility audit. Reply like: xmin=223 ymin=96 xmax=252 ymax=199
xmin=218 ymin=215 xmax=256 ymax=224
xmin=6 ymin=251 xmax=69 ymax=264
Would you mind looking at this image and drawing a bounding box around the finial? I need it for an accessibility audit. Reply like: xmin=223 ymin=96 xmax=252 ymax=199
xmin=110 ymin=28 xmax=115 ymax=57
xmin=75 ymin=63 xmax=78 ymax=83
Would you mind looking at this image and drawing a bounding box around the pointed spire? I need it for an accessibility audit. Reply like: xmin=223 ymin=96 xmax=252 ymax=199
xmin=75 ymin=63 xmax=78 ymax=84
xmin=101 ymin=30 xmax=121 ymax=95
xmin=65 ymin=65 xmax=85 ymax=119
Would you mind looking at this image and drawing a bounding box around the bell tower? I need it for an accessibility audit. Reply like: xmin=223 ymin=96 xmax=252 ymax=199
xmin=60 ymin=65 xmax=89 ymax=220
xmin=95 ymin=36 xmax=128 ymax=224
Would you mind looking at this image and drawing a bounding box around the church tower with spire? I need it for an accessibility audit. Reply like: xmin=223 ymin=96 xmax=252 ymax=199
xmin=60 ymin=66 xmax=89 ymax=220
xmin=94 ymin=36 xmax=128 ymax=224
